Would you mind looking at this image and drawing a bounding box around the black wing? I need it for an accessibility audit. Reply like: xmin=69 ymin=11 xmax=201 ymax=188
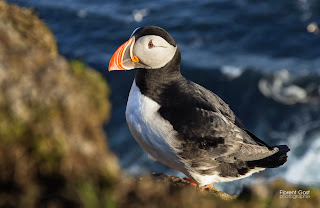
xmin=158 ymin=80 xmax=287 ymax=177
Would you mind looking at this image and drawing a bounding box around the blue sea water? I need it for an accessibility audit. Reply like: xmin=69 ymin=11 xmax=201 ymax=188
xmin=7 ymin=0 xmax=320 ymax=194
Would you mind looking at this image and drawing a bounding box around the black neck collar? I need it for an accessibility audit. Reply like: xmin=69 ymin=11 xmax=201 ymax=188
xmin=135 ymin=48 xmax=182 ymax=98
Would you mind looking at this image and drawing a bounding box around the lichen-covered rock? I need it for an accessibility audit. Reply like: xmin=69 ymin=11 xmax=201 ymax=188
xmin=0 ymin=1 xmax=119 ymax=208
xmin=116 ymin=173 xmax=237 ymax=208
xmin=238 ymin=179 xmax=320 ymax=208
xmin=116 ymin=174 xmax=205 ymax=208
xmin=0 ymin=0 xmax=57 ymax=56
xmin=117 ymin=174 xmax=320 ymax=208
xmin=138 ymin=173 xmax=237 ymax=200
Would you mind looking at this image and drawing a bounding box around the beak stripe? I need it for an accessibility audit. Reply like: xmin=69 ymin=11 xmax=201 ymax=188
xmin=108 ymin=38 xmax=133 ymax=71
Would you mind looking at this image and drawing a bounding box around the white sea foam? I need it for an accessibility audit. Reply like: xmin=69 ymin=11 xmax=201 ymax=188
xmin=221 ymin=65 xmax=243 ymax=79
xmin=258 ymin=69 xmax=320 ymax=105
xmin=258 ymin=69 xmax=316 ymax=105
xmin=285 ymin=135 xmax=320 ymax=186
xmin=132 ymin=9 xmax=149 ymax=22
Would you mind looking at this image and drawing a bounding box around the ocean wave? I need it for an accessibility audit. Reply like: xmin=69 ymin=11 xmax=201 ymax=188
xmin=284 ymin=122 xmax=320 ymax=187
xmin=258 ymin=69 xmax=320 ymax=105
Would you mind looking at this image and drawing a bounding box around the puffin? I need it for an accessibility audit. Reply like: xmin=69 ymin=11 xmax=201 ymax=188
xmin=108 ymin=26 xmax=290 ymax=189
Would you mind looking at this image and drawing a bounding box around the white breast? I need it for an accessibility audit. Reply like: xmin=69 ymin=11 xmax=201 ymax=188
xmin=125 ymin=80 xmax=187 ymax=174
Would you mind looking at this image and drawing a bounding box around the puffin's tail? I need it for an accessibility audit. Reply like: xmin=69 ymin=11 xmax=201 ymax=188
xmin=247 ymin=145 xmax=290 ymax=168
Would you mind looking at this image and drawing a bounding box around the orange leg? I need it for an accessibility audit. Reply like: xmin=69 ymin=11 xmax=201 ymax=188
xmin=184 ymin=178 xmax=197 ymax=187
xmin=184 ymin=178 xmax=214 ymax=191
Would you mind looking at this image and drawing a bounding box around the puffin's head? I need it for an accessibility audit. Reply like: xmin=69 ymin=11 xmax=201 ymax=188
xmin=108 ymin=26 xmax=178 ymax=71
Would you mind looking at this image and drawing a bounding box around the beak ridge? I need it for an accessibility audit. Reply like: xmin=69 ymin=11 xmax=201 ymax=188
xmin=108 ymin=37 xmax=135 ymax=71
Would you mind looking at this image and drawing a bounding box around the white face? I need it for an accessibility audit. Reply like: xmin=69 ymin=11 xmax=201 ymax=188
xmin=133 ymin=35 xmax=177 ymax=69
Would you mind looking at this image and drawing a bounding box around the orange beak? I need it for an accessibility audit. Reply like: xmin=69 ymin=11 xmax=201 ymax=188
xmin=108 ymin=37 xmax=136 ymax=71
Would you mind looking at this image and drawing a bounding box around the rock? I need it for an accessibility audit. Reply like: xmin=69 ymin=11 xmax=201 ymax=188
xmin=117 ymin=174 xmax=320 ymax=208
xmin=116 ymin=173 xmax=237 ymax=208
xmin=238 ymin=179 xmax=320 ymax=208
xmin=0 ymin=1 xmax=119 ymax=208
xmin=0 ymin=1 xmax=57 ymax=56
xmin=116 ymin=172 xmax=320 ymax=207
xmin=143 ymin=173 xmax=237 ymax=200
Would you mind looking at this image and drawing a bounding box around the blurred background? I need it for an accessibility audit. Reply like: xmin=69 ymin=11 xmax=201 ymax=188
xmin=7 ymin=0 xmax=320 ymax=194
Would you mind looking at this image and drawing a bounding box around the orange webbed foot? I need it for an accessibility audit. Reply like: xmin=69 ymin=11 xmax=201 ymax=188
xmin=199 ymin=183 xmax=214 ymax=191
xmin=184 ymin=178 xmax=215 ymax=191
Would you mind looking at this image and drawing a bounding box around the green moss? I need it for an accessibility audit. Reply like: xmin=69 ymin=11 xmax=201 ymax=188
xmin=0 ymin=1 xmax=58 ymax=56
xmin=32 ymin=136 xmax=65 ymax=172
xmin=69 ymin=60 xmax=109 ymax=95
xmin=77 ymin=182 xmax=101 ymax=208
xmin=69 ymin=59 xmax=111 ymax=121
xmin=0 ymin=114 xmax=27 ymax=143
xmin=77 ymin=181 xmax=116 ymax=208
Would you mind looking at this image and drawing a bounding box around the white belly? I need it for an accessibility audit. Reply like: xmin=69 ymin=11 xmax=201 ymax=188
xmin=125 ymin=80 xmax=187 ymax=175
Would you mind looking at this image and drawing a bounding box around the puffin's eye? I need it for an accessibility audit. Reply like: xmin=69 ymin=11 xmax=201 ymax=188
xmin=148 ymin=40 xmax=154 ymax=49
